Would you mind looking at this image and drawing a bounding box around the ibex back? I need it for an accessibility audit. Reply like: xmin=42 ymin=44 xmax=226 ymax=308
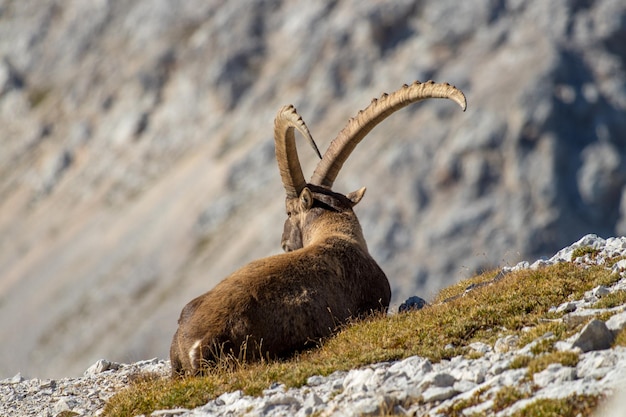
xmin=170 ymin=81 xmax=466 ymax=376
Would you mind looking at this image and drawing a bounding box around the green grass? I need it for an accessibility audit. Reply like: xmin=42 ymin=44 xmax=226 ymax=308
xmin=103 ymin=263 xmax=621 ymax=416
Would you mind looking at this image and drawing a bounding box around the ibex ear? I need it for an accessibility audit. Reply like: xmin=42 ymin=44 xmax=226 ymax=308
xmin=347 ymin=187 xmax=366 ymax=206
xmin=299 ymin=187 xmax=314 ymax=210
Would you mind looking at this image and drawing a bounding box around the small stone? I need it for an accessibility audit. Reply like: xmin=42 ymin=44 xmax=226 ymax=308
xmin=398 ymin=296 xmax=427 ymax=313
xmin=468 ymin=342 xmax=492 ymax=354
xmin=387 ymin=356 xmax=432 ymax=378
xmin=343 ymin=368 xmax=375 ymax=392
xmin=262 ymin=394 xmax=300 ymax=408
xmin=513 ymin=261 xmax=530 ymax=271
xmin=54 ymin=397 xmax=74 ymax=414
xmin=214 ymin=390 xmax=243 ymax=406
xmin=10 ymin=373 xmax=24 ymax=383
xmin=572 ymin=319 xmax=615 ymax=352
xmin=530 ymin=259 xmax=551 ymax=270
xmin=84 ymin=359 xmax=112 ymax=375
xmin=554 ymin=340 xmax=576 ymax=352
xmin=612 ymin=259 xmax=626 ymax=273
xmin=564 ymin=310 xmax=602 ymax=328
xmin=39 ymin=380 xmax=55 ymax=389
xmin=606 ymin=310 xmax=626 ymax=334
xmin=347 ymin=396 xmax=382 ymax=416
xmin=554 ymin=302 xmax=577 ymax=314
xmin=593 ymin=286 xmax=611 ymax=298
xmin=453 ymin=380 xmax=477 ymax=393
xmin=490 ymin=360 xmax=510 ymax=376
xmin=577 ymin=351 xmax=617 ymax=380
xmin=302 ymin=392 xmax=323 ymax=410
xmin=150 ymin=409 xmax=189 ymax=416
xmin=262 ymin=382 xmax=285 ymax=395
xmin=494 ymin=335 xmax=519 ymax=353
xmin=306 ymin=375 xmax=325 ymax=386
xmin=533 ymin=364 xmax=577 ymax=388
xmin=421 ymin=386 xmax=459 ymax=402
xmin=419 ymin=372 xmax=457 ymax=389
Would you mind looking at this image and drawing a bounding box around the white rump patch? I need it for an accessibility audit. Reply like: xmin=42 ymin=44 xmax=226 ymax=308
xmin=189 ymin=339 xmax=202 ymax=368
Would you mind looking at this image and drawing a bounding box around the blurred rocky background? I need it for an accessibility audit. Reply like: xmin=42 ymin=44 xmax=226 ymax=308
xmin=0 ymin=0 xmax=625 ymax=379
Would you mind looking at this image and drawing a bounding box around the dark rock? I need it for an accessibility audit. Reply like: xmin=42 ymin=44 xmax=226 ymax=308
xmin=572 ymin=319 xmax=615 ymax=353
xmin=398 ymin=296 xmax=427 ymax=313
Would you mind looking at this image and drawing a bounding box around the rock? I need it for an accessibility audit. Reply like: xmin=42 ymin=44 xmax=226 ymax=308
xmin=612 ymin=260 xmax=626 ymax=273
xmin=449 ymin=363 xmax=486 ymax=384
xmin=530 ymin=259 xmax=552 ymax=270
xmin=419 ymin=372 xmax=457 ymax=390
xmin=422 ymin=386 xmax=459 ymax=403
xmin=532 ymin=364 xmax=577 ymax=388
xmin=9 ymin=373 xmax=23 ymax=384
xmin=84 ymin=359 xmax=116 ymax=376
xmin=0 ymin=358 xmax=170 ymax=417
xmin=606 ymin=310 xmax=626 ymax=334
xmin=301 ymin=392 xmax=323 ymax=414
xmin=151 ymin=409 xmax=189 ymax=417
xmin=398 ymin=296 xmax=427 ymax=313
xmin=552 ymin=302 xmax=578 ymax=314
xmin=54 ymin=397 xmax=74 ymax=413
xmin=453 ymin=380 xmax=477 ymax=393
xmin=468 ymin=342 xmax=492 ymax=354
xmin=565 ymin=309 xmax=607 ymax=327
xmin=387 ymin=356 xmax=433 ymax=379
xmin=577 ymin=351 xmax=621 ymax=380
xmin=592 ymin=286 xmax=611 ymax=298
xmin=342 ymin=368 xmax=376 ymax=392
xmin=572 ymin=319 xmax=615 ymax=353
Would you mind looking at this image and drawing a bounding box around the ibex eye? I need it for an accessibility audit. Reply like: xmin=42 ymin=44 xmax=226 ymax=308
xmin=287 ymin=211 xmax=292 ymax=217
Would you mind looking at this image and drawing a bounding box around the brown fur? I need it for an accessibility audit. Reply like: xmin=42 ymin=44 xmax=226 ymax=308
xmin=170 ymin=81 xmax=466 ymax=376
xmin=170 ymin=185 xmax=390 ymax=377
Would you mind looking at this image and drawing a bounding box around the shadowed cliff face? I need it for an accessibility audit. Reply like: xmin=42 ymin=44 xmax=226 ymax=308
xmin=0 ymin=0 xmax=625 ymax=378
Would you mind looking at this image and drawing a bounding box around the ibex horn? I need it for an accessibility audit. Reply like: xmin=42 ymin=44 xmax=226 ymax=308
xmin=274 ymin=105 xmax=322 ymax=198
xmin=310 ymin=81 xmax=467 ymax=188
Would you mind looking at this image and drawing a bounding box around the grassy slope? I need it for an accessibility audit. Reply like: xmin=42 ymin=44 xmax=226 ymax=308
xmin=104 ymin=261 xmax=626 ymax=416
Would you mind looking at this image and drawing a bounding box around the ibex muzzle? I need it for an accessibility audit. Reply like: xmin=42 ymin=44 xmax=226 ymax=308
xmin=170 ymin=81 xmax=466 ymax=377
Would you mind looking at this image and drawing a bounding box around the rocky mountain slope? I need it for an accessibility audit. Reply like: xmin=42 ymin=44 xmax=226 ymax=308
xmin=2 ymin=234 xmax=626 ymax=416
xmin=0 ymin=0 xmax=625 ymax=379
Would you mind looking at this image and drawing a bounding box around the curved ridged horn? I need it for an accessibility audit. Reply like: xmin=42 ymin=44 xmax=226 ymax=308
xmin=274 ymin=105 xmax=322 ymax=198
xmin=310 ymin=80 xmax=467 ymax=188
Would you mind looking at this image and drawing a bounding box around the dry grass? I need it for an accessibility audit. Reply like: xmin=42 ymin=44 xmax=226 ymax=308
xmin=570 ymin=246 xmax=600 ymax=261
xmin=509 ymin=394 xmax=604 ymax=417
xmin=526 ymin=351 xmax=580 ymax=376
xmin=103 ymin=263 xmax=620 ymax=416
xmin=614 ymin=327 xmax=626 ymax=347
xmin=593 ymin=290 xmax=626 ymax=309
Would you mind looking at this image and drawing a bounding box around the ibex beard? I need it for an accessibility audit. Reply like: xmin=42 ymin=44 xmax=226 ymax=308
xmin=170 ymin=81 xmax=466 ymax=377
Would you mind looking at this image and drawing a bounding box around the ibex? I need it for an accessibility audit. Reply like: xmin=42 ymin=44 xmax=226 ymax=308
xmin=170 ymin=81 xmax=467 ymax=376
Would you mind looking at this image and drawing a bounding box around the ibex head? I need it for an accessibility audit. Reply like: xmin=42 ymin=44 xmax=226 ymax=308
xmin=275 ymin=80 xmax=467 ymax=252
